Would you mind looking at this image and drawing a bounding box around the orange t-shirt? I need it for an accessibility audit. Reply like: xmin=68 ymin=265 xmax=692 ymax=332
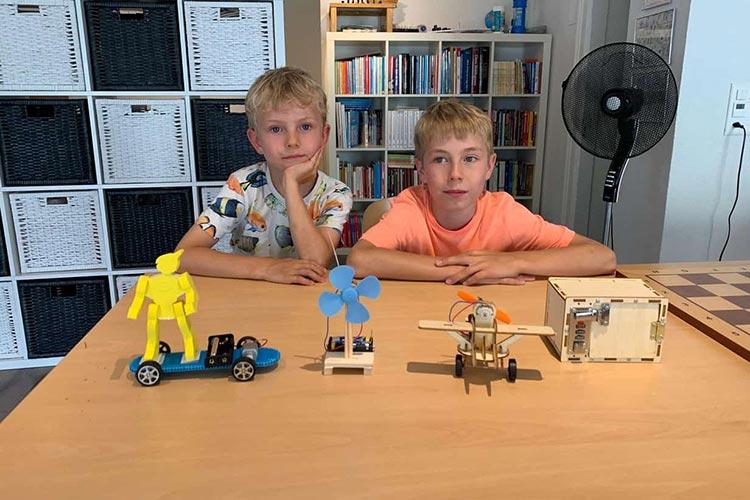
xmin=361 ymin=185 xmax=575 ymax=256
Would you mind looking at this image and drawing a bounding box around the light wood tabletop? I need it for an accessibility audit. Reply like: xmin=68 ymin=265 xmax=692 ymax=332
xmin=1 ymin=276 xmax=749 ymax=498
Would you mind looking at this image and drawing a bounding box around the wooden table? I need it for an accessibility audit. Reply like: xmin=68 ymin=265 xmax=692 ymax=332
xmin=1 ymin=277 xmax=749 ymax=498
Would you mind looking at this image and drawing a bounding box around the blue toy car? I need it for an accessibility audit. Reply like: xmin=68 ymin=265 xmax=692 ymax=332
xmin=130 ymin=334 xmax=280 ymax=387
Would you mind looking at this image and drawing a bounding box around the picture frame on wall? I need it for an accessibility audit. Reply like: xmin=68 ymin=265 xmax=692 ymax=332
xmin=643 ymin=0 xmax=671 ymax=9
xmin=635 ymin=8 xmax=675 ymax=64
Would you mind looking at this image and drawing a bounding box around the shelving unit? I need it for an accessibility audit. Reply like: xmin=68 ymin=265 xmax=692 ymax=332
xmin=0 ymin=0 xmax=285 ymax=370
xmin=324 ymin=32 xmax=551 ymax=246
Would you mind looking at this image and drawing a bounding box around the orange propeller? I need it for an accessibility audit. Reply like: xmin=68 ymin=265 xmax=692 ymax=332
xmin=457 ymin=290 xmax=512 ymax=324
xmin=457 ymin=290 xmax=478 ymax=302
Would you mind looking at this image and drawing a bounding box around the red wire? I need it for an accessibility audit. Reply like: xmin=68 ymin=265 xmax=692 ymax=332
xmin=450 ymin=303 xmax=473 ymax=322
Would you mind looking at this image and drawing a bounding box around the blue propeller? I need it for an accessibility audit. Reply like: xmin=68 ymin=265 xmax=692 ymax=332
xmin=318 ymin=265 xmax=381 ymax=324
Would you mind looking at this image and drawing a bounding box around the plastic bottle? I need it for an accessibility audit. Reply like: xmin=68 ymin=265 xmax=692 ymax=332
xmin=511 ymin=0 xmax=527 ymax=33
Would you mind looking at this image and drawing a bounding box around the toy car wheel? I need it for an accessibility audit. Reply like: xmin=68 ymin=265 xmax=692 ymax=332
xmin=507 ymin=358 xmax=518 ymax=383
xmin=236 ymin=336 xmax=257 ymax=349
xmin=136 ymin=361 xmax=162 ymax=387
xmin=232 ymin=356 xmax=256 ymax=382
xmin=454 ymin=354 xmax=464 ymax=378
xmin=158 ymin=341 xmax=171 ymax=354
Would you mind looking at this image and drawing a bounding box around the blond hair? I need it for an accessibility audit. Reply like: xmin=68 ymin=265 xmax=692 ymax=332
xmin=414 ymin=100 xmax=493 ymax=158
xmin=244 ymin=67 xmax=327 ymax=129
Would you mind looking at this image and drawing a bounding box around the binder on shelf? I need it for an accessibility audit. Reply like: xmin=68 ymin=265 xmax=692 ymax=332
xmin=336 ymin=99 xmax=383 ymax=148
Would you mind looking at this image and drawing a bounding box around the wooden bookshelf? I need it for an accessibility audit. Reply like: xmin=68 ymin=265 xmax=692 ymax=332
xmin=324 ymin=32 xmax=552 ymax=246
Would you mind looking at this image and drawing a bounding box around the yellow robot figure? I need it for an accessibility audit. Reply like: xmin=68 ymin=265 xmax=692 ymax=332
xmin=126 ymin=249 xmax=199 ymax=362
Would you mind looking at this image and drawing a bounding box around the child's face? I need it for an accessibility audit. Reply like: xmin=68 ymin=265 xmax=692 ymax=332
xmin=416 ymin=133 xmax=496 ymax=214
xmin=247 ymin=102 xmax=329 ymax=174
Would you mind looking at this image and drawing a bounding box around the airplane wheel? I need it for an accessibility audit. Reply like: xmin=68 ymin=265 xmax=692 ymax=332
xmin=158 ymin=341 xmax=171 ymax=354
xmin=507 ymin=358 xmax=517 ymax=383
xmin=232 ymin=356 xmax=256 ymax=382
xmin=454 ymin=354 xmax=464 ymax=378
xmin=136 ymin=361 xmax=162 ymax=387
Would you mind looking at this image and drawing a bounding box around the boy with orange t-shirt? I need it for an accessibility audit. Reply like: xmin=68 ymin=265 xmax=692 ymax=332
xmin=348 ymin=100 xmax=615 ymax=285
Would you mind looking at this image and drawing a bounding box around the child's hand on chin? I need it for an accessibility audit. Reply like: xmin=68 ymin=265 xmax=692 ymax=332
xmin=283 ymin=147 xmax=324 ymax=191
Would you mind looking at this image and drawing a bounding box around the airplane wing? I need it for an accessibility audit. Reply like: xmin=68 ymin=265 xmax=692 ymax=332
xmin=496 ymin=325 xmax=555 ymax=337
xmin=418 ymin=320 xmax=473 ymax=332
xmin=418 ymin=320 xmax=554 ymax=337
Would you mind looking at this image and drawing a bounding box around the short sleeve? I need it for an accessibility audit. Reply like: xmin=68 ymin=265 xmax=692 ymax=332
xmin=312 ymin=180 xmax=353 ymax=233
xmin=506 ymin=201 xmax=575 ymax=250
xmin=196 ymin=171 xmax=250 ymax=241
xmin=360 ymin=197 xmax=422 ymax=250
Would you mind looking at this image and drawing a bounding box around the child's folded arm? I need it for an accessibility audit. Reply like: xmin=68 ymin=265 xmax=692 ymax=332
xmin=348 ymin=239 xmax=462 ymax=281
xmin=279 ymin=149 xmax=353 ymax=267
xmin=176 ymin=225 xmax=326 ymax=284
xmin=279 ymin=150 xmax=337 ymax=266
xmin=511 ymin=234 xmax=616 ymax=277
xmin=286 ymin=197 xmax=337 ymax=266
xmin=284 ymin=183 xmax=343 ymax=267
xmin=436 ymin=234 xmax=616 ymax=285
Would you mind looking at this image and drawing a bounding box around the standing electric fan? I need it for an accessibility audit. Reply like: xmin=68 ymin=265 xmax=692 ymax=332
xmin=561 ymin=42 xmax=678 ymax=246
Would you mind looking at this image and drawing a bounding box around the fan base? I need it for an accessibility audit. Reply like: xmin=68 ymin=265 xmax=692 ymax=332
xmin=323 ymin=351 xmax=374 ymax=375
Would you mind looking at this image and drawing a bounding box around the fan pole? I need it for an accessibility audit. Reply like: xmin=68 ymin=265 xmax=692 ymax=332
xmin=600 ymin=120 xmax=636 ymax=246
xmin=603 ymin=201 xmax=613 ymax=245
xmin=601 ymin=157 xmax=629 ymax=247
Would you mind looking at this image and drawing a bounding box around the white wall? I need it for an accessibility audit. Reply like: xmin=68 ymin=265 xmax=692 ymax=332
xmin=659 ymin=0 xmax=750 ymax=261
xmin=320 ymin=0 xmax=519 ymax=33
xmin=527 ymin=0 xmax=583 ymax=226
xmin=285 ymin=0 xmax=322 ymax=82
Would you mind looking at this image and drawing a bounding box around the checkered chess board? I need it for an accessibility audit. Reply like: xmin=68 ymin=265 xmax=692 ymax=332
xmin=618 ymin=262 xmax=750 ymax=362
xmin=648 ymin=272 xmax=750 ymax=335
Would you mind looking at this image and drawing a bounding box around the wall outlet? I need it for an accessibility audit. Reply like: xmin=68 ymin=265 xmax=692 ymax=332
xmin=725 ymin=83 xmax=750 ymax=134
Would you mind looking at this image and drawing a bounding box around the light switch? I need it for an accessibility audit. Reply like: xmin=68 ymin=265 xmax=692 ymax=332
xmin=725 ymin=83 xmax=750 ymax=134
xmin=733 ymin=102 xmax=749 ymax=118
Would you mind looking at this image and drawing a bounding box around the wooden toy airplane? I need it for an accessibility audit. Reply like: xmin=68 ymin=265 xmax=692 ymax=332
xmin=418 ymin=291 xmax=554 ymax=381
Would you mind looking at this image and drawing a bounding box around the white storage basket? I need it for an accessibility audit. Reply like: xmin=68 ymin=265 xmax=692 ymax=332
xmin=185 ymin=1 xmax=275 ymax=90
xmin=0 ymin=0 xmax=85 ymax=91
xmin=95 ymin=99 xmax=190 ymax=184
xmin=0 ymin=282 xmax=24 ymax=359
xmin=10 ymin=191 xmax=105 ymax=273
xmin=115 ymin=275 xmax=140 ymax=302
xmin=200 ymin=186 xmax=233 ymax=253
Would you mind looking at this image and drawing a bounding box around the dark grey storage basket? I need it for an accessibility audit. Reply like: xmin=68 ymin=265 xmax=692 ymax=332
xmin=0 ymin=216 xmax=9 ymax=277
xmin=84 ymin=1 xmax=183 ymax=90
xmin=191 ymin=99 xmax=264 ymax=181
xmin=0 ymin=99 xmax=96 ymax=186
xmin=105 ymin=188 xmax=194 ymax=268
xmin=18 ymin=277 xmax=111 ymax=358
